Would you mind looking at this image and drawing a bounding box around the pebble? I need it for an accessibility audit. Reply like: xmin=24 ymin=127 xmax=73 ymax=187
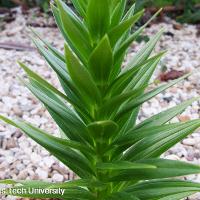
xmin=4 ymin=138 xmax=17 ymax=149
xmin=182 ymin=138 xmax=196 ymax=146
xmin=164 ymin=154 xmax=180 ymax=160
xmin=178 ymin=115 xmax=191 ymax=122
xmin=43 ymin=156 xmax=55 ymax=168
xmin=35 ymin=168 xmax=48 ymax=180
xmin=52 ymin=173 xmax=64 ymax=182
xmin=17 ymin=171 xmax=28 ymax=179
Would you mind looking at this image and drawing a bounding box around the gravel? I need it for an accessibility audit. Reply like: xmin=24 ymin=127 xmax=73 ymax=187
xmin=0 ymin=9 xmax=200 ymax=200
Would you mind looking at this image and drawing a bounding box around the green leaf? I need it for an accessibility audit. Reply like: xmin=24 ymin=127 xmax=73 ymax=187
xmin=108 ymin=10 xmax=144 ymax=47
xmin=118 ymin=107 xmax=140 ymax=136
xmin=136 ymin=97 xmax=200 ymax=129
xmin=114 ymin=8 xmax=162 ymax=64
xmin=108 ymin=159 xmax=200 ymax=182
xmin=48 ymin=179 xmax=105 ymax=189
xmin=87 ymin=120 xmax=118 ymax=155
xmin=157 ymin=192 xmax=196 ymax=200
xmin=124 ymin=119 xmax=200 ymax=161
xmin=51 ymin=3 xmax=72 ymax=49
xmin=0 ymin=179 xmax=103 ymax=188
xmin=107 ymin=52 xmax=165 ymax=97
xmin=70 ymin=0 xmax=88 ymax=17
xmin=114 ymin=73 xmax=190 ymax=122
xmin=100 ymin=86 xmax=145 ymax=118
xmin=123 ymin=3 xmax=136 ymax=20
xmin=31 ymin=36 xmax=84 ymax=107
xmin=87 ymin=120 xmax=118 ymax=140
xmin=110 ymin=0 xmax=127 ymax=28
xmin=108 ymin=2 xmax=137 ymax=79
xmin=124 ymin=52 xmax=162 ymax=92
xmin=65 ymin=43 xmax=101 ymax=106
xmin=19 ymin=62 xmax=92 ymax=123
xmin=30 ymin=27 xmax=65 ymax=62
xmin=116 ymin=120 xmax=198 ymax=147
xmin=0 ymin=116 xmax=95 ymax=178
xmin=122 ymin=28 xmax=164 ymax=73
xmin=6 ymin=185 xmax=94 ymax=200
xmin=126 ymin=179 xmax=200 ymax=200
xmin=86 ymin=0 xmax=110 ymax=41
xmin=56 ymin=0 xmax=92 ymax=64
xmin=107 ymin=192 xmax=140 ymax=200
xmin=97 ymin=161 xmax=156 ymax=170
xmin=88 ymin=35 xmax=113 ymax=87
xmin=22 ymin=78 xmax=92 ymax=144
xmin=51 ymin=2 xmax=88 ymax=69
xmin=114 ymin=51 xmax=164 ymax=129
xmin=19 ymin=62 xmax=71 ymax=105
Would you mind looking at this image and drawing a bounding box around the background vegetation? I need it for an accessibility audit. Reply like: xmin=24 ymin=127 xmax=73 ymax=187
xmin=1 ymin=0 xmax=200 ymax=23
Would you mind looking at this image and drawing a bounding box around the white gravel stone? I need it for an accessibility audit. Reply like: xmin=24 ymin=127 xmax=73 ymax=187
xmin=52 ymin=173 xmax=64 ymax=182
xmin=43 ymin=156 xmax=55 ymax=168
xmin=182 ymin=138 xmax=196 ymax=146
xmin=35 ymin=168 xmax=48 ymax=179
xmin=164 ymin=154 xmax=180 ymax=160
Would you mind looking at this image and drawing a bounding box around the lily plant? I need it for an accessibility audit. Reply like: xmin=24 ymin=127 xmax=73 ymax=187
xmin=1 ymin=0 xmax=200 ymax=200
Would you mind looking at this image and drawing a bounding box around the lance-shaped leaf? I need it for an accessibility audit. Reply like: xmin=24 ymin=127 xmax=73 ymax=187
xmin=108 ymin=3 xmax=138 ymax=80
xmin=23 ymin=78 xmax=92 ymax=144
xmin=97 ymin=161 xmax=156 ymax=170
xmin=0 ymin=178 xmax=104 ymax=190
xmin=108 ymin=10 xmax=144 ymax=47
xmin=114 ymin=73 xmax=190 ymax=122
xmin=114 ymin=53 xmax=162 ymax=132
xmin=5 ymin=183 xmax=94 ymax=200
xmin=30 ymin=27 xmax=65 ymax=62
xmin=115 ymin=2 xmax=136 ymax=46
xmin=157 ymin=192 xmax=196 ymax=200
xmin=8 ymin=187 xmax=93 ymax=200
xmin=87 ymin=120 xmax=118 ymax=154
xmin=100 ymin=86 xmax=145 ymax=118
xmin=86 ymin=0 xmax=110 ymax=41
xmin=52 ymin=1 xmax=88 ymax=67
xmin=122 ymin=29 xmax=164 ymax=73
xmin=107 ymin=52 xmax=164 ymax=97
xmin=136 ymin=97 xmax=200 ymax=129
xmin=124 ymin=120 xmax=200 ymax=161
xmin=123 ymin=3 xmax=136 ymax=20
xmin=0 ymin=179 xmax=99 ymax=200
xmin=107 ymin=159 xmax=200 ymax=182
xmin=19 ymin=62 xmax=72 ymax=106
xmin=125 ymin=179 xmax=200 ymax=200
xmin=32 ymin=36 xmax=85 ymax=107
xmin=115 ymin=121 xmax=194 ymax=147
xmin=56 ymin=0 xmax=92 ymax=64
xmin=117 ymin=107 xmax=140 ymax=137
xmin=110 ymin=0 xmax=127 ymax=28
xmin=114 ymin=9 xmax=162 ymax=65
xmin=87 ymin=120 xmax=118 ymax=140
xmin=19 ymin=62 xmax=92 ymax=123
xmin=51 ymin=4 xmax=73 ymax=52
xmin=88 ymin=35 xmax=113 ymax=87
xmin=0 ymin=116 xmax=94 ymax=178
xmin=65 ymin=43 xmax=101 ymax=106
xmin=125 ymin=52 xmax=162 ymax=92
xmin=70 ymin=0 xmax=88 ymax=17
xmin=107 ymin=192 xmax=140 ymax=200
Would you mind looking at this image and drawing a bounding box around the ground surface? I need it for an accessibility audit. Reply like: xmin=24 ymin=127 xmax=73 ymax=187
xmin=0 ymin=8 xmax=200 ymax=200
